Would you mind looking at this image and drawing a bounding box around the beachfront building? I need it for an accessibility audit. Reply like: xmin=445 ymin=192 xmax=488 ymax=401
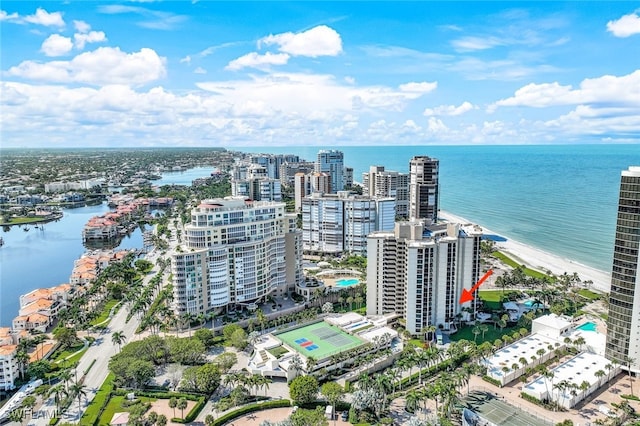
xmin=232 ymin=164 xmax=282 ymax=202
xmin=362 ymin=166 xmax=410 ymax=218
xmin=409 ymin=156 xmax=439 ymax=222
xmin=606 ymin=166 xmax=640 ymax=374
xmin=301 ymin=191 xmax=396 ymax=256
xmin=248 ymin=153 xmax=301 ymax=180
xmin=294 ymin=172 xmax=331 ymax=211
xmin=316 ymin=150 xmax=344 ymax=193
xmin=170 ymin=197 xmax=303 ymax=316
xmin=280 ymin=161 xmax=315 ymax=187
xmin=366 ymin=221 xmax=482 ymax=335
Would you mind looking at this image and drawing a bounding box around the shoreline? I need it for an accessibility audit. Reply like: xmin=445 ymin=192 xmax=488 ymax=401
xmin=439 ymin=210 xmax=612 ymax=293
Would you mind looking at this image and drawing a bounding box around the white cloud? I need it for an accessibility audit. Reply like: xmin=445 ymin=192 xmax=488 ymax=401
xmin=451 ymin=36 xmax=503 ymax=51
xmin=225 ymin=52 xmax=290 ymax=71
xmin=344 ymin=76 xmax=355 ymax=84
xmin=180 ymin=55 xmax=191 ymax=64
xmin=398 ymin=81 xmax=437 ymax=94
xmin=74 ymin=31 xmax=107 ymax=49
xmin=259 ymin=25 xmax=342 ymax=57
xmin=424 ymin=101 xmax=475 ymax=116
xmin=41 ymin=34 xmax=73 ymax=57
xmin=97 ymin=5 xmax=186 ymax=30
xmin=194 ymin=67 xmax=206 ymax=74
xmin=426 ymin=117 xmax=448 ymax=133
xmin=492 ymin=70 xmax=640 ymax=109
xmin=1 ymin=7 xmax=64 ymax=27
xmin=197 ymin=72 xmax=434 ymax=114
xmin=73 ymin=20 xmax=91 ymax=33
xmin=25 ymin=8 xmax=65 ymax=27
xmin=0 ymin=10 xmax=19 ymax=21
xmin=8 ymin=47 xmax=167 ymax=86
xmin=607 ymin=12 xmax=640 ymax=37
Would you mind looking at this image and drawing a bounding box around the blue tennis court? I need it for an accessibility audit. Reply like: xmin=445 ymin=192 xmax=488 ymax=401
xmin=294 ymin=338 xmax=308 ymax=344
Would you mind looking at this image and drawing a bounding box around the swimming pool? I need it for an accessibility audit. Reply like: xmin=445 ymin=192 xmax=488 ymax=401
xmin=577 ymin=321 xmax=597 ymax=332
xmin=336 ymin=278 xmax=360 ymax=287
xmin=523 ymin=300 xmax=542 ymax=308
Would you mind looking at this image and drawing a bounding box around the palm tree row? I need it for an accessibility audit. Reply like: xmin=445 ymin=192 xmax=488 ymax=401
xmin=222 ymin=371 xmax=272 ymax=397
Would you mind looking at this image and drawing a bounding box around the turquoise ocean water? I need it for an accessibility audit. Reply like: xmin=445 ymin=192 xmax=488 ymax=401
xmin=241 ymin=145 xmax=640 ymax=273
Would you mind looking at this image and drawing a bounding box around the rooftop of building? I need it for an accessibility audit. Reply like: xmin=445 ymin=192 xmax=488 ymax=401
xmin=196 ymin=196 xmax=284 ymax=211
xmin=0 ymin=345 xmax=17 ymax=356
xmin=483 ymin=333 xmax=562 ymax=373
xmin=523 ymin=351 xmax=616 ymax=398
xmin=533 ymin=314 xmax=573 ymax=330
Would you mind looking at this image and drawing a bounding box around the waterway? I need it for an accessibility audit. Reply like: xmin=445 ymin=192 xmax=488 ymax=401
xmin=0 ymin=203 xmax=144 ymax=326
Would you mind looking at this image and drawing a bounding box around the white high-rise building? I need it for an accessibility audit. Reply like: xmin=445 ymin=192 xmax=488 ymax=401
xmin=232 ymin=164 xmax=282 ymax=201
xmin=316 ymin=150 xmax=344 ymax=193
xmin=409 ymin=156 xmax=439 ymax=222
xmin=363 ymin=165 xmax=410 ymax=218
xmin=302 ymin=191 xmax=395 ymax=256
xmin=171 ymin=197 xmax=302 ymax=315
xmin=606 ymin=166 xmax=640 ymax=373
xmin=367 ymin=221 xmax=482 ymax=335
xmin=294 ymin=172 xmax=331 ymax=212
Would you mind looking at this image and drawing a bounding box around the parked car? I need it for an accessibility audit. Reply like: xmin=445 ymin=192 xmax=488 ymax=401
xmin=341 ymin=411 xmax=348 ymax=421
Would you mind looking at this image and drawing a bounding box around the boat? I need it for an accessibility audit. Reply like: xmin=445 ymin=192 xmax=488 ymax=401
xmin=0 ymin=237 xmax=4 ymax=246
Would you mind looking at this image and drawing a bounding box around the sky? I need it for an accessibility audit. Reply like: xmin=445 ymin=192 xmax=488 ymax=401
xmin=1 ymin=1 xmax=640 ymax=148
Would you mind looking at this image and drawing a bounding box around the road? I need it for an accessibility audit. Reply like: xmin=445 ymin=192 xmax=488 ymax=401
xmin=29 ymin=252 xmax=162 ymax=426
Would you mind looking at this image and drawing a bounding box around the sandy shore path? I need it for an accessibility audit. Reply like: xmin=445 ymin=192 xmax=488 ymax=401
xmin=439 ymin=210 xmax=612 ymax=293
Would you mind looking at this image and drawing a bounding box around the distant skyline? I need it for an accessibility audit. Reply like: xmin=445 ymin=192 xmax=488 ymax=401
xmin=1 ymin=1 xmax=639 ymax=148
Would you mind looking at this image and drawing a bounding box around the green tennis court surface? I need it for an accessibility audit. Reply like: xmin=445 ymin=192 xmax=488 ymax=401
xmin=461 ymin=391 xmax=553 ymax=426
xmin=275 ymin=321 xmax=365 ymax=360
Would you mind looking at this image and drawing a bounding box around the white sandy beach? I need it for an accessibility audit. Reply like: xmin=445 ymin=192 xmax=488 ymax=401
xmin=439 ymin=210 xmax=612 ymax=293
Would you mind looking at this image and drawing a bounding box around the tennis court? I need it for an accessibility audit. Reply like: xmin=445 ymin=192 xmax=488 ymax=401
xmin=275 ymin=321 xmax=365 ymax=360
xmin=461 ymin=391 xmax=553 ymax=426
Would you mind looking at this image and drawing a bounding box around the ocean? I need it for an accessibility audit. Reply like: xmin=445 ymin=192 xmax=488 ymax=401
xmin=240 ymin=144 xmax=640 ymax=274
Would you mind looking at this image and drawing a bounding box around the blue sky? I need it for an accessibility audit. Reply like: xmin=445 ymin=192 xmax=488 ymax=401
xmin=1 ymin=1 xmax=640 ymax=147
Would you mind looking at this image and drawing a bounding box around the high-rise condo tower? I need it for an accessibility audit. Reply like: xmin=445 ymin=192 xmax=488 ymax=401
xmin=409 ymin=156 xmax=439 ymax=222
xmin=606 ymin=166 xmax=640 ymax=373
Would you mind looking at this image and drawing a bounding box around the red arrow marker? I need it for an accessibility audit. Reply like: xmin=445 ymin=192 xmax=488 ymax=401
xmin=459 ymin=270 xmax=493 ymax=304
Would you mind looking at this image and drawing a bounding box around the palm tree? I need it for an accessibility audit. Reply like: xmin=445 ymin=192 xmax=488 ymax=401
xmin=623 ymin=356 xmax=636 ymax=397
xmin=49 ymin=384 xmax=67 ymax=414
xmin=177 ymin=397 xmax=188 ymax=419
xmin=306 ymin=356 xmax=317 ymax=373
xmin=479 ymin=324 xmax=489 ymax=340
xmin=579 ymin=380 xmax=590 ymax=403
xmin=59 ymin=368 xmax=73 ymax=392
xmin=167 ymin=396 xmax=177 ymax=417
xmin=181 ymin=312 xmax=195 ymax=336
xmin=15 ymin=350 xmax=30 ymax=380
xmin=290 ymin=355 xmax=303 ymax=378
xmin=69 ymin=381 xmax=87 ymax=414
xmin=595 ymin=369 xmax=606 ymax=387
xmin=471 ymin=325 xmax=481 ymax=342
xmin=111 ymin=331 xmax=126 ymax=352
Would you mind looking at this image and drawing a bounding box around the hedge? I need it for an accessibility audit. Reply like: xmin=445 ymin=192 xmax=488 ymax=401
xmin=212 ymin=399 xmax=291 ymax=426
xmin=114 ymin=389 xmax=203 ymax=400
xmin=170 ymin=396 xmax=206 ymax=423
xmin=482 ymin=375 xmax=502 ymax=387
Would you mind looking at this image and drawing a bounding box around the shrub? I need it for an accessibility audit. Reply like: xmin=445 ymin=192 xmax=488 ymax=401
xmin=171 ymin=396 xmax=206 ymax=423
xmin=212 ymin=400 xmax=290 ymax=426
xmin=482 ymin=375 xmax=502 ymax=387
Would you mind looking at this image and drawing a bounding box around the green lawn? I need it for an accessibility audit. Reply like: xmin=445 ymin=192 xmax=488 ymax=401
xmin=90 ymin=299 xmax=120 ymax=326
xmin=491 ymin=251 xmax=551 ymax=280
xmin=81 ymin=373 xmax=114 ymax=425
xmin=0 ymin=217 xmax=48 ymax=225
xmin=578 ymin=289 xmax=602 ymax=301
xmin=450 ymin=323 xmax=521 ymax=345
xmin=98 ymin=394 xmax=157 ymax=426
xmin=267 ymin=346 xmax=290 ymax=358
xmin=478 ymin=290 xmax=525 ymax=310
xmin=51 ymin=343 xmax=86 ymax=364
